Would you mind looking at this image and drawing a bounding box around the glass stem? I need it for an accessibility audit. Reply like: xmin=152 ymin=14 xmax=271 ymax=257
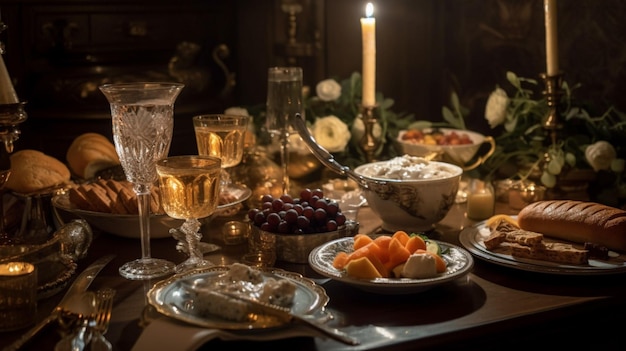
xmin=137 ymin=189 xmax=151 ymax=260
xmin=279 ymin=130 xmax=290 ymax=194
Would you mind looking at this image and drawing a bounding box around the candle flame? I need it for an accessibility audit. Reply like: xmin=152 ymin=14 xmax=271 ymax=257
xmin=366 ymin=3 xmax=374 ymax=18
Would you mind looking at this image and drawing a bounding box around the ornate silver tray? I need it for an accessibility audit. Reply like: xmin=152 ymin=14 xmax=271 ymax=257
xmin=147 ymin=265 xmax=330 ymax=330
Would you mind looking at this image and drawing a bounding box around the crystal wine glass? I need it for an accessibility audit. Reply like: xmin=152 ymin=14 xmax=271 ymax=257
xmin=156 ymin=155 xmax=222 ymax=273
xmin=192 ymin=114 xmax=251 ymax=191
xmin=99 ymin=82 xmax=183 ymax=280
xmin=266 ymin=67 xmax=303 ymax=194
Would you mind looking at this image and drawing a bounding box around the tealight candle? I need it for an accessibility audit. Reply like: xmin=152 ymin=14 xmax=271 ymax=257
xmin=222 ymin=221 xmax=248 ymax=245
xmin=360 ymin=2 xmax=376 ymax=107
xmin=0 ymin=262 xmax=37 ymax=331
xmin=467 ymin=180 xmax=495 ymax=221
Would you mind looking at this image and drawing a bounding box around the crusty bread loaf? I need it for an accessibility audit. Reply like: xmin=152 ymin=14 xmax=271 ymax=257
xmin=6 ymin=149 xmax=71 ymax=193
xmin=517 ymin=200 xmax=626 ymax=252
xmin=66 ymin=133 xmax=120 ymax=179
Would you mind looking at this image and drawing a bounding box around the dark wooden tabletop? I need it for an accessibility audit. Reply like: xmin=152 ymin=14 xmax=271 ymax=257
xmin=2 ymin=202 xmax=625 ymax=351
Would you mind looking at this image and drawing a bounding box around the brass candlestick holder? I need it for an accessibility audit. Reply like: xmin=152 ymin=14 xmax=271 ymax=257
xmin=540 ymin=72 xmax=564 ymax=145
xmin=357 ymin=104 xmax=381 ymax=163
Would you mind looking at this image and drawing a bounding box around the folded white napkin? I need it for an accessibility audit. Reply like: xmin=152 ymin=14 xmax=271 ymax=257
xmin=131 ymin=316 xmax=325 ymax=351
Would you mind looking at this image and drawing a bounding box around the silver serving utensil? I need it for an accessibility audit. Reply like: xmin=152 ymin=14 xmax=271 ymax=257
xmin=220 ymin=291 xmax=359 ymax=346
xmin=3 ymin=255 xmax=115 ymax=351
xmin=290 ymin=113 xmax=386 ymax=190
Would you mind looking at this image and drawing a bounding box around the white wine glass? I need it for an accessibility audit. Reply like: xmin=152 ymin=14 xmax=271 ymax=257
xmin=266 ymin=67 xmax=303 ymax=195
xmin=192 ymin=114 xmax=251 ymax=191
xmin=99 ymin=82 xmax=183 ymax=280
xmin=156 ymin=155 xmax=222 ymax=273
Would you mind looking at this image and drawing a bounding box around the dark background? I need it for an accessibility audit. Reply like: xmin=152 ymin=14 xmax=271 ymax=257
xmin=1 ymin=0 xmax=625 ymax=160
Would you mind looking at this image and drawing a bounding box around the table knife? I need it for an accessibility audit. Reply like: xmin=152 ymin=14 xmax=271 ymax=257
xmin=3 ymin=254 xmax=115 ymax=351
xmin=220 ymin=291 xmax=359 ymax=346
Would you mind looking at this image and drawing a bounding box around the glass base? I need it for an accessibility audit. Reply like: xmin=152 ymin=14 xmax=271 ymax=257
xmin=174 ymin=258 xmax=213 ymax=274
xmin=118 ymin=258 xmax=175 ymax=280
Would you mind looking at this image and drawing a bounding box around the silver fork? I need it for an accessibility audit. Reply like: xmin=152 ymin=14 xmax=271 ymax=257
xmin=89 ymin=288 xmax=116 ymax=351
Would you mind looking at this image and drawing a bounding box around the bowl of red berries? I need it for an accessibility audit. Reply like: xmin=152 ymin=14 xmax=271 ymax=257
xmin=246 ymin=188 xmax=359 ymax=263
xmin=396 ymin=128 xmax=495 ymax=171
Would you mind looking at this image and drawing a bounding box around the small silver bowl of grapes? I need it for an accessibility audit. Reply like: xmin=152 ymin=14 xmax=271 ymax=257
xmin=246 ymin=188 xmax=359 ymax=264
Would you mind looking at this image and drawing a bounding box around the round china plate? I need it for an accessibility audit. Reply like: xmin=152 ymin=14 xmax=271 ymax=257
xmin=308 ymin=237 xmax=474 ymax=294
xmin=147 ymin=266 xmax=329 ymax=330
xmin=51 ymin=184 xmax=251 ymax=239
xmin=459 ymin=217 xmax=626 ymax=275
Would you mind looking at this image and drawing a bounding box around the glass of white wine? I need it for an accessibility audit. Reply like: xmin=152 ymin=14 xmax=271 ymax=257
xmin=192 ymin=114 xmax=251 ymax=191
xmin=156 ymin=155 xmax=222 ymax=273
xmin=99 ymin=82 xmax=183 ymax=280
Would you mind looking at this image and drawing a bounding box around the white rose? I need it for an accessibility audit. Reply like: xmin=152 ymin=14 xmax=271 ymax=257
xmin=315 ymin=79 xmax=342 ymax=102
xmin=224 ymin=107 xmax=249 ymax=116
xmin=585 ymin=141 xmax=617 ymax=171
xmin=312 ymin=115 xmax=351 ymax=152
xmin=288 ymin=133 xmax=311 ymax=155
xmin=485 ymin=87 xmax=508 ymax=128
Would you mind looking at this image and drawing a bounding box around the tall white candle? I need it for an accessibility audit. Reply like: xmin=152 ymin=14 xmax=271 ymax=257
xmin=360 ymin=3 xmax=376 ymax=107
xmin=544 ymin=0 xmax=559 ymax=76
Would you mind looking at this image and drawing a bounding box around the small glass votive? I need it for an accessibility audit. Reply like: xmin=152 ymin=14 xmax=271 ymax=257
xmin=466 ymin=179 xmax=495 ymax=221
xmin=222 ymin=221 xmax=247 ymax=245
xmin=241 ymin=226 xmax=277 ymax=268
xmin=0 ymin=262 xmax=37 ymax=331
xmin=509 ymin=180 xmax=546 ymax=210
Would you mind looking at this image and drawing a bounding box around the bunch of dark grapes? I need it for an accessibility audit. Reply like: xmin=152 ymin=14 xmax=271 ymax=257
xmin=247 ymin=188 xmax=347 ymax=234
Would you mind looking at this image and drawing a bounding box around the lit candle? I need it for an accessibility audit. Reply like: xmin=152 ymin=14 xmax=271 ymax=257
xmin=360 ymin=3 xmax=376 ymax=107
xmin=467 ymin=180 xmax=495 ymax=220
xmin=0 ymin=262 xmax=37 ymax=331
xmin=544 ymin=0 xmax=559 ymax=76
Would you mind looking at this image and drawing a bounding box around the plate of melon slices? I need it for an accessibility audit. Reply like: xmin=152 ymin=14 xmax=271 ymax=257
xmin=308 ymin=235 xmax=474 ymax=294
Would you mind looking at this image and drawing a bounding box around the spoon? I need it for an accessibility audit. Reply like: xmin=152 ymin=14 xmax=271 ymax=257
xmin=290 ymin=113 xmax=387 ymax=190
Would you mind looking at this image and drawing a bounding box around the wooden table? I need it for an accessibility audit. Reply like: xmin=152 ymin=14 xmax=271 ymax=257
xmin=2 ymin=202 xmax=625 ymax=351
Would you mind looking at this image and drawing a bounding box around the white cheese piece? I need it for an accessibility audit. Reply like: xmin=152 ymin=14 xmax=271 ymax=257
xmin=402 ymin=253 xmax=437 ymax=278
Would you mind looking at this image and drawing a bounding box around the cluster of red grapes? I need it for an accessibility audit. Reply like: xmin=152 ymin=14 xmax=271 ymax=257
xmin=247 ymin=188 xmax=347 ymax=234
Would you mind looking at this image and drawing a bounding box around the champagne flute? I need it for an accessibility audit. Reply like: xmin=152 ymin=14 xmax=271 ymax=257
xmin=266 ymin=67 xmax=303 ymax=194
xmin=99 ymin=82 xmax=183 ymax=280
xmin=156 ymin=155 xmax=222 ymax=273
xmin=192 ymin=114 xmax=251 ymax=191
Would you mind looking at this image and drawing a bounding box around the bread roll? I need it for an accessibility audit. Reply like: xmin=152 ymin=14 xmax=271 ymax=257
xmin=6 ymin=149 xmax=71 ymax=193
xmin=66 ymin=133 xmax=120 ymax=179
xmin=517 ymin=200 xmax=626 ymax=252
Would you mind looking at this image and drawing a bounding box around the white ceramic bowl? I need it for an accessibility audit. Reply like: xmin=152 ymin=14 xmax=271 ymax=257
xmin=396 ymin=128 xmax=495 ymax=170
xmin=354 ymin=157 xmax=463 ymax=233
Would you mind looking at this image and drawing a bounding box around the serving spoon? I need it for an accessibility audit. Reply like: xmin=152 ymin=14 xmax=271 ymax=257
xmin=290 ymin=113 xmax=386 ymax=190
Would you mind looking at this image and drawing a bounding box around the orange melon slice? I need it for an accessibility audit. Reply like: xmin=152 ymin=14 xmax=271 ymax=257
xmin=391 ymin=231 xmax=411 ymax=246
xmin=345 ymin=257 xmax=383 ymax=279
xmin=353 ymin=234 xmax=374 ymax=250
xmin=332 ymin=251 xmax=349 ymax=270
xmin=385 ymin=237 xmax=411 ymax=271
xmin=405 ymin=235 xmax=427 ymax=253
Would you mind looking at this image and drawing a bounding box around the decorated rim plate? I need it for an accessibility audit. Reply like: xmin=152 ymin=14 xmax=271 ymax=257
xmin=51 ymin=184 xmax=251 ymax=239
xmin=308 ymin=237 xmax=474 ymax=294
xmin=459 ymin=217 xmax=626 ymax=275
xmin=147 ymin=265 xmax=330 ymax=330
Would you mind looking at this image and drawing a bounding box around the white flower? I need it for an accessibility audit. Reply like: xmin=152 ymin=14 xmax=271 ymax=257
xmin=485 ymin=87 xmax=509 ymax=128
xmin=315 ymin=79 xmax=342 ymax=102
xmin=311 ymin=115 xmax=351 ymax=152
xmin=224 ymin=107 xmax=249 ymax=116
xmin=585 ymin=141 xmax=617 ymax=171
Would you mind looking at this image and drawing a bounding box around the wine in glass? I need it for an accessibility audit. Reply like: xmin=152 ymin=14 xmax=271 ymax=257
xmin=266 ymin=67 xmax=303 ymax=194
xmin=192 ymin=114 xmax=251 ymax=191
xmin=99 ymin=82 xmax=183 ymax=280
xmin=156 ymin=155 xmax=222 ymax=273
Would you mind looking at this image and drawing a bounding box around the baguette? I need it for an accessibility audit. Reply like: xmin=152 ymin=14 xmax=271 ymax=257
xmin=517 ymin=200 xmax=626 ymax=252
